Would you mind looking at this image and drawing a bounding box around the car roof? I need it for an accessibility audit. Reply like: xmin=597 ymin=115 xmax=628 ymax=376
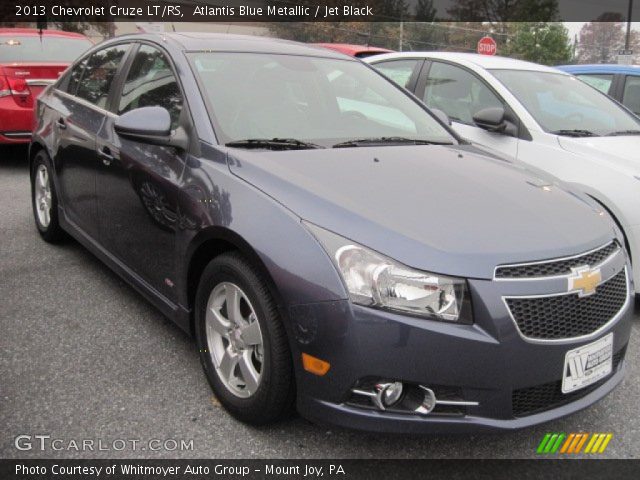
xmin=0 ymin=28 xmax=88 ymax=39
xmin=314 ymin=43 xmax=393 ymax=56
xmin=114 ymin=32 xmax=354 ymax=60
xmin=367 ymin=51 xmax=565 ymax=73
xmin=557 ymin=64 xmax=640 ymax=75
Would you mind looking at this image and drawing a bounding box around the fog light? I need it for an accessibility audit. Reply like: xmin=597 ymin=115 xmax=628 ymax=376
xmin=381 ymin=381 xmax=404 ymax=406
xmin=416 ymin=386 xmax=437 ymax=414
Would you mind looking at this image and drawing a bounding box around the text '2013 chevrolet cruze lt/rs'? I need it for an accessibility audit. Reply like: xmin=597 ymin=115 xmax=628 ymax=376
xmin=30 ymin=33 xmax=633 ymax=433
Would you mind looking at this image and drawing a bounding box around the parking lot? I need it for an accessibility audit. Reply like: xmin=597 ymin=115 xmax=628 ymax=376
xmin=1 ymin=145 xmax=639 ymax=459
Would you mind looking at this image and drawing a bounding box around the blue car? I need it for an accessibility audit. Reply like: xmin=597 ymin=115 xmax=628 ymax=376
xmin=557 ymin=64 xmax=640 ymax=116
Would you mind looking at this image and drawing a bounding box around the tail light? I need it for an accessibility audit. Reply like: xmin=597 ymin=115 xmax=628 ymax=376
xmin=0 ymin=76 xmax=9 ymax=97
xmin=8 ymin=77 xmax=31 ymax=96
xmin=1 ymin=76 xmax=33 ymax=107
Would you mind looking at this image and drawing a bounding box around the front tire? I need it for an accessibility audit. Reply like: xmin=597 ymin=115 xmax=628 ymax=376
xmin=31 ymin=150 xmax=64 ymax=243
xmin=195 ymin=252 xmax=294 ymax=425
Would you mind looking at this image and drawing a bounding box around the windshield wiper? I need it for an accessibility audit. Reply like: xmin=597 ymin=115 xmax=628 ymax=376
xmin=332 ymin=136 xmax=453 ymax=148
xmin=225 ymin=138 xmax=324 ymax=150
xmin=550 ymin=129 xmax=598 ymax=137
xmin=606 ymin=129 xmax=640 ymax=136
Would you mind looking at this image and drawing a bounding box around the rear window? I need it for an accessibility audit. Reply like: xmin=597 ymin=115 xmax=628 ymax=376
xmin=0 ymin=35 xmax=92 ymax=63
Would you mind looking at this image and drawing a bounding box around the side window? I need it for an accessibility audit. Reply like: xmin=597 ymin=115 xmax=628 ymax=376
xmin=118 ymin=45 xmax=183 ymax=129
xmin=64 ymin=59 xmax=87 ymax=96
xmin=76 ymin=45 xmax=129 ymax=109
xmin=622 ymin=76 xmax=640 ymax=115
xmin=576 ymin=74 xmax=614 ymax=94
xmin=424 ymin=62 xmax=503 ymax=124
xmin=372 ymin=59 xmax=420 ymax=89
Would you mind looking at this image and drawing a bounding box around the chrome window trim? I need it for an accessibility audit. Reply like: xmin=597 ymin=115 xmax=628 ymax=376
xmin=26 ymin=79 xmax=56 ymax=86
xmin=493 ymin=240 xmax=619 ymax=281
xmin=54 ymin=89 xmax=117 ymax=118
xmin=501 ymin=266 xmax=631 ymax=345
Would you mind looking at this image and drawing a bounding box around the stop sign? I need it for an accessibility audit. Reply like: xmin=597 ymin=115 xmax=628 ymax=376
xmin=477 ymin=36 xmax=497 ymax=56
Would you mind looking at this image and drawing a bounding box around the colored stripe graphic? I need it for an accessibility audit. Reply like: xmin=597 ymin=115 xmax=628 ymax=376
xmin=560 ymin=433 xmax=575 ymax=453
xmin=584 ymin=433 xmax=599 ymax=453
xmin=550 ymin=433 xmax=566 ymax=453
xmin=574 ymin=433 xmax=589 ymax=454
xmin=544 ymin=434 xmax=559 ymax=453
xmin=537 ymin=433 xmax=552 ymax=454
xmin=598 ymin=434 xmax=613 ymax=453
xmin=537 ymin=433 xmax=566 ymax=454
xmin=538 ymin=433 xmax=613 ymax=454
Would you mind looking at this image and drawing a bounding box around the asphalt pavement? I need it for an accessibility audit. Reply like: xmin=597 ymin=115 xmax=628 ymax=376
xmin=1 ymin=145 xmax=639 ymax=459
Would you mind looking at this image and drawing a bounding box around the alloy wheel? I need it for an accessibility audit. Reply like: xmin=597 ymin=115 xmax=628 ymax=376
xmin=205 ymin=282 xmax=264 ymax=398
xmin=34 ymin=164 xmax=52 ymax=228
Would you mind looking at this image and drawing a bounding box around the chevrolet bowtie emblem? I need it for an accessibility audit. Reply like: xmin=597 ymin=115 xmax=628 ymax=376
xmin=568 ymin=266 xmax=602 ymax=297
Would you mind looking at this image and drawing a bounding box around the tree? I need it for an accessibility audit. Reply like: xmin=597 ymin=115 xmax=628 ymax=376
xmin=52 ymin=22 xmax=114 ymax=38
xmin=447 ymin=0 xmax=559 ymax=25
xmin=268 ymin=0 xmax=413 ymax=50
xmin=576 ymin=15 xmax=631 ymax=64
xmin=415 ymin=0 xmax=437 ymax=21
xmin=0 ymin=20 xmax=114 ymax=38
xmin=504 ymin=22 xmax=572 ymax=65
xmin=268 ymin=21 xmax=404 ymax=50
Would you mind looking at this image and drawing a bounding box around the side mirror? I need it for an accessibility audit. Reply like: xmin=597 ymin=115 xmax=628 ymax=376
xmin=114 ymin=106 xmax=188 ymax=150
xmin=473 ymin=107 xmax=518 ymax=136
xmin=431 ymin=108 xmax=452 ymax=126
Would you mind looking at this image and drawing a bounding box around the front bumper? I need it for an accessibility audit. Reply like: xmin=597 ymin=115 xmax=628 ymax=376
xmin=299 ymin=363 xmax=626 ymax=434
xmin=290 ymin=263 xmax=634 ymax=433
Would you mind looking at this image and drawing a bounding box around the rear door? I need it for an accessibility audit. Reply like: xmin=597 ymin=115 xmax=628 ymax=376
xmin=53 ymin=43 xmax=130 ymax=238
xmin=96 ymin=43 xmax=187 ymax=302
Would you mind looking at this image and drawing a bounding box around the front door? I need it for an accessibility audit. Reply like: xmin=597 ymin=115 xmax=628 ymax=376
xmin=96 ymin=43 xmax=186 ymax=302
xmin=419 ymin=61 xmax=520 ymax=159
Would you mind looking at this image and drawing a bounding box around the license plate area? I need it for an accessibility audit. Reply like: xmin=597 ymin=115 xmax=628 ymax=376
xmin=562 ymin=333 xmax=613 ymax=394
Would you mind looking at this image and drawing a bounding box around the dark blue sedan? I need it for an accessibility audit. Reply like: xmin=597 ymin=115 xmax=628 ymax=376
xmin=28 ymin=33 xmax=633 ymax=433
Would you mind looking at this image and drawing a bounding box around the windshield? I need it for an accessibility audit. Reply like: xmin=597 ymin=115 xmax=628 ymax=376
xmin=490 ymin=69 xmax=640 ymax=136
xmin=0 ymin=35 xmax=92 ymax=63
xmin=189 ymin=52 xmax=456 ymax=147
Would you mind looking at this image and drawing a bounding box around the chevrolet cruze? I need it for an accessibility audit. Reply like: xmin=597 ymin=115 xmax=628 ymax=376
xmin=0 ymin=28 xmax=92 ymax=144
xmin=30 ymin=33 xmax=633 ymax=433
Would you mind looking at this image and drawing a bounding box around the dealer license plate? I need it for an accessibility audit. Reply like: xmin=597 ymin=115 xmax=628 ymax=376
xmin=562 ymin=333 xmax=613 ymax=394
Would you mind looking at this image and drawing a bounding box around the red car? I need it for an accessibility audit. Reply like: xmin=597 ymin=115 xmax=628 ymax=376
xmin=0 ymin=28 xmax=92 ymax=144
xmin=313 ymin=43 xmax=393 ymax=59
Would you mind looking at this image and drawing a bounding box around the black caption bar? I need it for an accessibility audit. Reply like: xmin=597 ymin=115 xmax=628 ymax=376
xmin=1 ymin=0 xmax=640 ymax=23
xmin=1 ymin=459 xmax=640 ymax=480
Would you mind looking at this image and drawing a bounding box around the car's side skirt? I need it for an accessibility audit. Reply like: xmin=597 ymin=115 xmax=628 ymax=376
xmin=58 ymin=206 xmax=192 ymax=335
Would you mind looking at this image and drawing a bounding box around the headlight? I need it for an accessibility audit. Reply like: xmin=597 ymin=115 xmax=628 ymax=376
xmin=305 ymin=222 xmax=472 ymax=324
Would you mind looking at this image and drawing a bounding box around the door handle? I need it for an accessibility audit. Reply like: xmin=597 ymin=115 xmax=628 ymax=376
xmin=98 ymin=147 xmax=114 ymax=166
xmin=56 ymin=118 xmax=67 ymax=130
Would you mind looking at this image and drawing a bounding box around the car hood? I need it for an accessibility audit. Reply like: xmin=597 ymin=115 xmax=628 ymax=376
xmin=227 ymin=145 xmax=615 ymax=279
xmin=557 ymin=136 xmax=640 ymax=175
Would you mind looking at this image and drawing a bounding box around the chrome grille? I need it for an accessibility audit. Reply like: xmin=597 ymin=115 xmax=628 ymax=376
xmin=495 ymin=242 xmax=619 ymax=279
xmin=505 ymin=269 xmax=628 ymax=341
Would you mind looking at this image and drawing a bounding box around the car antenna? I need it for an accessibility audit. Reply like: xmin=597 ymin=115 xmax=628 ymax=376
xmin=37 ymin=18 xmax=47 ymax=39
